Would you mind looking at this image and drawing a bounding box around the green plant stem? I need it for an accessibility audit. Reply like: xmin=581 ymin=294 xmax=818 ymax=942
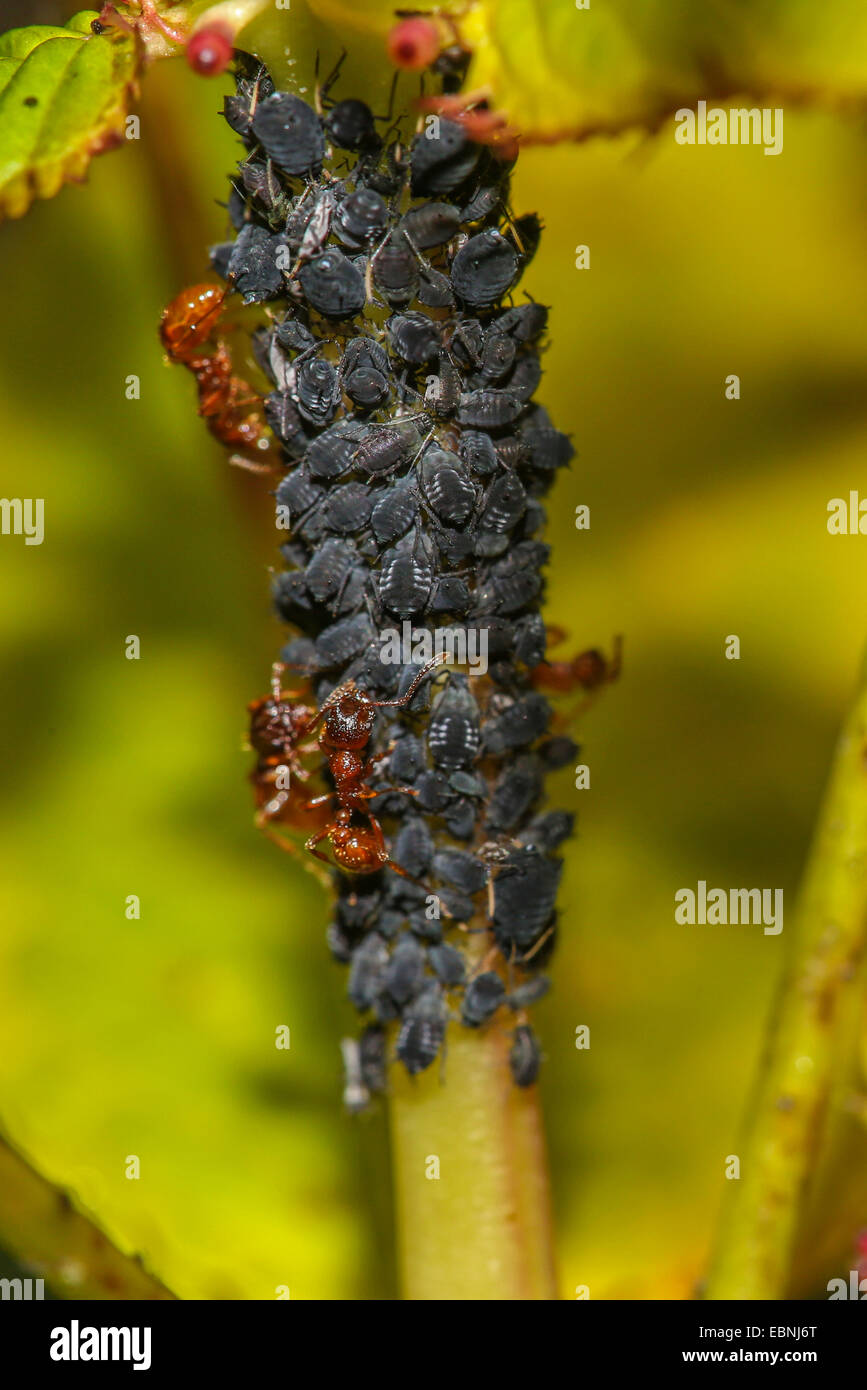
xmin=388 ymin=998 xmax=557 ymax=1301
xmin=0 ymin=1133 xmax=176 ymax=1300
xmin=705 ymin=657 xmax=867 ymax=1299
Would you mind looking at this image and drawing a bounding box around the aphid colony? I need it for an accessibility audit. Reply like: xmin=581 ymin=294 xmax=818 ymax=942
xmin=168 ymin=52 xmax=587 ymax=1102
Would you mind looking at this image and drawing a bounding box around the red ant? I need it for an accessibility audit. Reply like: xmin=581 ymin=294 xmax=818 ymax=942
xmin=248 ymin=655 xmax=449 ymax=885
xmin=302 ymin=653 xmax=450 ymax=878
xmin=247 ymin=664 xmax=333 ymax=882
xmin=159 ymin=282 xmax=280 ymax=471
xmin=252 ymin=653 xmax=448 ymax=879
xmin=529 ymin=633 xmax=623 ymax=706
xmin=415 ymin=90 xmax=520 ymax=161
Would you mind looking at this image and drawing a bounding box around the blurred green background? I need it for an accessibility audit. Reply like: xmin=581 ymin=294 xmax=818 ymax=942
xmin=2 ymin=0 xmax=867 ymax=1300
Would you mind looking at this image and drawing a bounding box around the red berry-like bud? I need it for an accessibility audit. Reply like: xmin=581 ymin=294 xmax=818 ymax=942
xmin=386 ymin=17 xmax=440 ymax=71
xmin=186 ymin=23 xmax=234 ymax=77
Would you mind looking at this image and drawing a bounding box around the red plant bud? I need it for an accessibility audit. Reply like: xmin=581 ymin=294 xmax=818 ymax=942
xmin=387 ymin=17 xmax=441 ymax=71
xmin=186 ymin=23 xmax=234 ymax=77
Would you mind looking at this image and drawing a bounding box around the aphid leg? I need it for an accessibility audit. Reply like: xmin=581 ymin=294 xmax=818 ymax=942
xmin=502 ymin=209 xmax=525 ymax=256
xmin=365 ymin=227 xmax=394 ymax=304
xmin=518 ymin=923 xmax=555 ymax=965
xmin=470 ymin=945 xmax=501 ymax=977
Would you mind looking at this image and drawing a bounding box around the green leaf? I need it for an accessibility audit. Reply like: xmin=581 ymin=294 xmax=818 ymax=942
xmin=0 ymin=18 xmax=139 ymax=221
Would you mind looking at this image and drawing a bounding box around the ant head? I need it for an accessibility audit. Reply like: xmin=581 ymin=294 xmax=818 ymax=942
xmin=573 ymin=649 xmax=608 ymax=689
xmin=322 ymin=692 xmax=376 ymax=749
xmin=248 ymin=695 xmax=309 ymax=757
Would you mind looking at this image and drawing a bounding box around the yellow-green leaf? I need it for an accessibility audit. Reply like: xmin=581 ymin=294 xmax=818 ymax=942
xmin=0 ymin=19 xmax=139 ymax=221
xmin=460 ymin=0 xmax=867 ymax=142
xmin=248 ymin=0 xmax=867 ymax=144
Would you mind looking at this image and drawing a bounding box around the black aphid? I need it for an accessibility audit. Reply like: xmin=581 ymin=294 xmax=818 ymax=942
xmin=197 ymin=55 xmax=592 ymax=1098
xmin=462 ymin=971 xmax=506 ymax=1027
xmin=299 ymin=250 xmax=366 ymax=319
xmin=251 ymin=92 xmax=326 ymax=176
xmin=396 ymin=986 xmax=448 ymax=1074
xmin=509 ymin=1024 xmax=542 ymax=1087
xmin=451 ymin=230 xmax=519 ymax=308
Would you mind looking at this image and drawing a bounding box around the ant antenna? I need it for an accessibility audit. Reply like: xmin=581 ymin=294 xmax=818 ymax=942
xmin=375 ymin=651 xmax=451 ymax=708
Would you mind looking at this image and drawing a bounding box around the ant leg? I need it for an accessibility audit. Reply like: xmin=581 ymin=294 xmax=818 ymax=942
xmin=366 ymin=744 xmax=396 ymax=768
xmin=304 ymin=793 xmax=333 ymax=810
xmin=354 ymin=784 xmax=418 ymax=799
xmin=362 ymin=810 xmax=443 ymax=904
xmin=295 ymin=740 xmax=322 ymax=758
xmin=270 ymin=662 xmax=286 ymax=701
xmin=608 ymin=633 xmax=624 ymax=682
xmin=305 ymin=826 xmax=335 ymax=866
xmin=228 ymin=454 xmax=281 ymax=477
xmin=256 ymin=814 xmax=333 ymax=889
xmin=386 ymin=860 xmax=439 ymax=898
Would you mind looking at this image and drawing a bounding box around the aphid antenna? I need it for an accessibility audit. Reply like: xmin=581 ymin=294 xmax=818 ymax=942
xmin=264 ymin=158 xmax=281 ymax=211
xmin=246 ymin=64 xmax=268 ymax=124
xmin=314 ymin=48 xmax=347 ymax=114
xmin=381 ymin=70 xmax=401 ymax=126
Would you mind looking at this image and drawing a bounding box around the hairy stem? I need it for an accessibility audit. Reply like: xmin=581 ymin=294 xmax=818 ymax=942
xmin=705 ymin=656 xmax=867 ymax=1299
xmin=0 ymin=1132 xmax=176 ymax=1300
